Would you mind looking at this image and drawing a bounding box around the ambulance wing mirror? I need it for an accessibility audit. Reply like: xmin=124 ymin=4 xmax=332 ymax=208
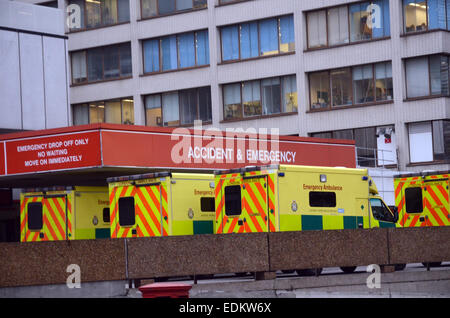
xmin=389 ymin=206 xmax=399 ymax=223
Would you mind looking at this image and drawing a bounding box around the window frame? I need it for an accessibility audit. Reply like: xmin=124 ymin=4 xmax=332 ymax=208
xmin=143 ymin=86 xmax=212 ymax=127
xmin=219 ymin=14 xmax=295 ymax=63
xmin=140 ymin=0 xmax=207 ymax=20
xmin=68 ymin=0 xmax=130 ymax=33
xmin=407 ymin=119 xmax=450 ymax=164
xmin=72 ymin=97 xmax=134 ymax=125
xmin=142 ymin=29 xmax=210 ymax=75
xmin=222 ymin=74 xmax=298 ymax=122
xmin=404 ymin=54 xmax=450 ymax=100
xmin=308 ymin=61 xmax=393 ymax=111
xmin=71 ymin=42 xmax=132 ymax=85
xmin=305 ymin=0 xmax=391 ymax=51
xmin=402 ymin=0 xmax=450 ymax=34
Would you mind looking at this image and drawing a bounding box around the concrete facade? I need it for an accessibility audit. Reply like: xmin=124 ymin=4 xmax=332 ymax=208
xmin=0 ymin=1 xmax=70 ymax=132
xmin=17 ymin=0 xmax=450 ymax=172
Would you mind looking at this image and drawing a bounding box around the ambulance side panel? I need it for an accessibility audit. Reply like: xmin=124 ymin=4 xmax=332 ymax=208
xmin=170 ymin=177 xmax=215 ymax=235
xmin=278 ymin=168 xmax=370 ymax=231
xmin=73 ymin=190 xmax=110 ymax=239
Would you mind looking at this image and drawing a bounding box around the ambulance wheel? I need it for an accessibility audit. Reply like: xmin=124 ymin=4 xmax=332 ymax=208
xmin=394 ymin=264 xmax=406 ymax=271
xmin=340 ymin=266 xmax=357 ymax=274
xmin=235 ymin=272 xmax=249 ymax=277
xmin=296 ymin=268 xmax=322 ymax=276
xmin=281 ymin=270 xmax=295 ymax=274
xmin=422 ymin=262 xmax=441 ymax=267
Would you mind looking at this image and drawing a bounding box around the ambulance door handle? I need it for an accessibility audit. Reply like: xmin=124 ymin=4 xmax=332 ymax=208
xmin=164 ymin=216 xmax=168 ymax=221
xmin=238 ymin=219 xmax=244 ymax=226
xmin=270 ymin=209 xmax=274 ymax=214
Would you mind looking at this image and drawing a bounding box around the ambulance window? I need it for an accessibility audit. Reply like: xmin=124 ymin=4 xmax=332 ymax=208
xmin=201 ymin=197 xmax=215 ymax=212
xmin=225 ymin=185 xmax=242 ymax=216
xmin=405 ymin=187 xmax=423 ymax=213
xmin=103 ymin=207 xmax=110 ymax=223
xmin=118 ymin=197 xmax=135 ymax=226
xmin=309 ymin=191 xmax=336 ymax=207
xmin=370 ymin=198 xmax=395 ymax=222
xmin=28 ymin=202 xmax=43 ymax=230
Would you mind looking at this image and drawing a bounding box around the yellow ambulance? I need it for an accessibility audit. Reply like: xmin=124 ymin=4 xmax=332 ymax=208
xmin=20 ymin=186 xmax=110 ymax=242
xmin=107 ymin=172 xmax=216 ymax=238
xmin=394 ymin=170 xmax=449 ymax=227
xmin=214 ymin=164 xmax=398 ymax=234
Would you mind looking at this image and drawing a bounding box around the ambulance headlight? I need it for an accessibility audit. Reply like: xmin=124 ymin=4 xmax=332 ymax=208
xmin=320 ymin=174 xmax=327 ymax=183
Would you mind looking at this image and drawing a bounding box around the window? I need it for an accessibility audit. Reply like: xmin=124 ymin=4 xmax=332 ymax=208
xmin=142 ymin=30 xmax=209 ymax=74
xmin=71 ymin=43 xmax=132 ymax=84
xmin=103 ymin=207 xmax=110 ymax=223
xmin=219 ymin=0 xmax=247 ymax=4
xmin=307 ymin=10 xmax=327 ymax=48
xmin=309 ymin=62 xmax=392 ymax=110
xmin=223 ymin=75 xmax=298 ymax=120
xmin=27 ymin=202 xmax=43 ymax=230
xmin=328 ymin=6 xmax=349 ymax=46
xmin=375 ymin=62 xmax=393 ymax=101
xmin=118 ymin=197 xmax=135 ymax=226
xmin=309 ymin=192 xmax=336 ymax=207
xmin=369 ymin=198 xmax=396 ymax=222
xmin=243 ymin=80 xmax=262 ymax=117
xmin=282 ymin=75 xmax=298 ymax=113
xmin=141 ymin=0 xmax=206 ymax=19
xmin=309 ymin=71 xmax=330 ymax=110
xmin=144 ymin=87 xmax=212 ymax=126
xmin=405 ymin=187 xmax=423 ymax=213
xmin=240 ymin=22 xmax=259 ymax=59
xmin=331 ymin=68 xmax=352 ymax=106
xmin=261 ymin=77 xmax=281 ymax=115
xmin=68 ymin=0 xmax=130 ymax=31
xmin=408 ymin=120 xmax=450 ymax=163
xmin=225 ymin=185 xmax=242 ymax=216
xmin=307 ymin=0 xmax=390 ymax=49
xmin=200 ymin=197 xmax=215 ymax=212
xmin=353 ymin=64 xmax=374 ymax=104
xmin=403 ymin=0 xmax=450 ymax=33
xmin=71 ymin=51 xmax=87 ymax=84
xmin=72 ymin=98 xmax=134 ymax=125
xmin=220 ymin=15 xmax=295 ymax=62
xmin=355 ymin=127 xmax=377 ymax=166
xmin=405 ymin=55 xmax=450 ymax=98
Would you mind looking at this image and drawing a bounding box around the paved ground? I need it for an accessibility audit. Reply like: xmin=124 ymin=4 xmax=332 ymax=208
xmin=126 ymin=263 xmax=450 ymax=298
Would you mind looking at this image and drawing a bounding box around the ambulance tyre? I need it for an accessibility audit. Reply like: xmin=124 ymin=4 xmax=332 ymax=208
xmin=340 ymin=266 xmax=357 ymax=274
xmin=296 ymin=268 xmax=322 ymax=276
xmin=422 ymin=262 xmax=441 ymax=267
xmin=281 ymin=270 xmax=295 ymax=274
xmin=394 ymin=264 xmax=406 ymax=271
